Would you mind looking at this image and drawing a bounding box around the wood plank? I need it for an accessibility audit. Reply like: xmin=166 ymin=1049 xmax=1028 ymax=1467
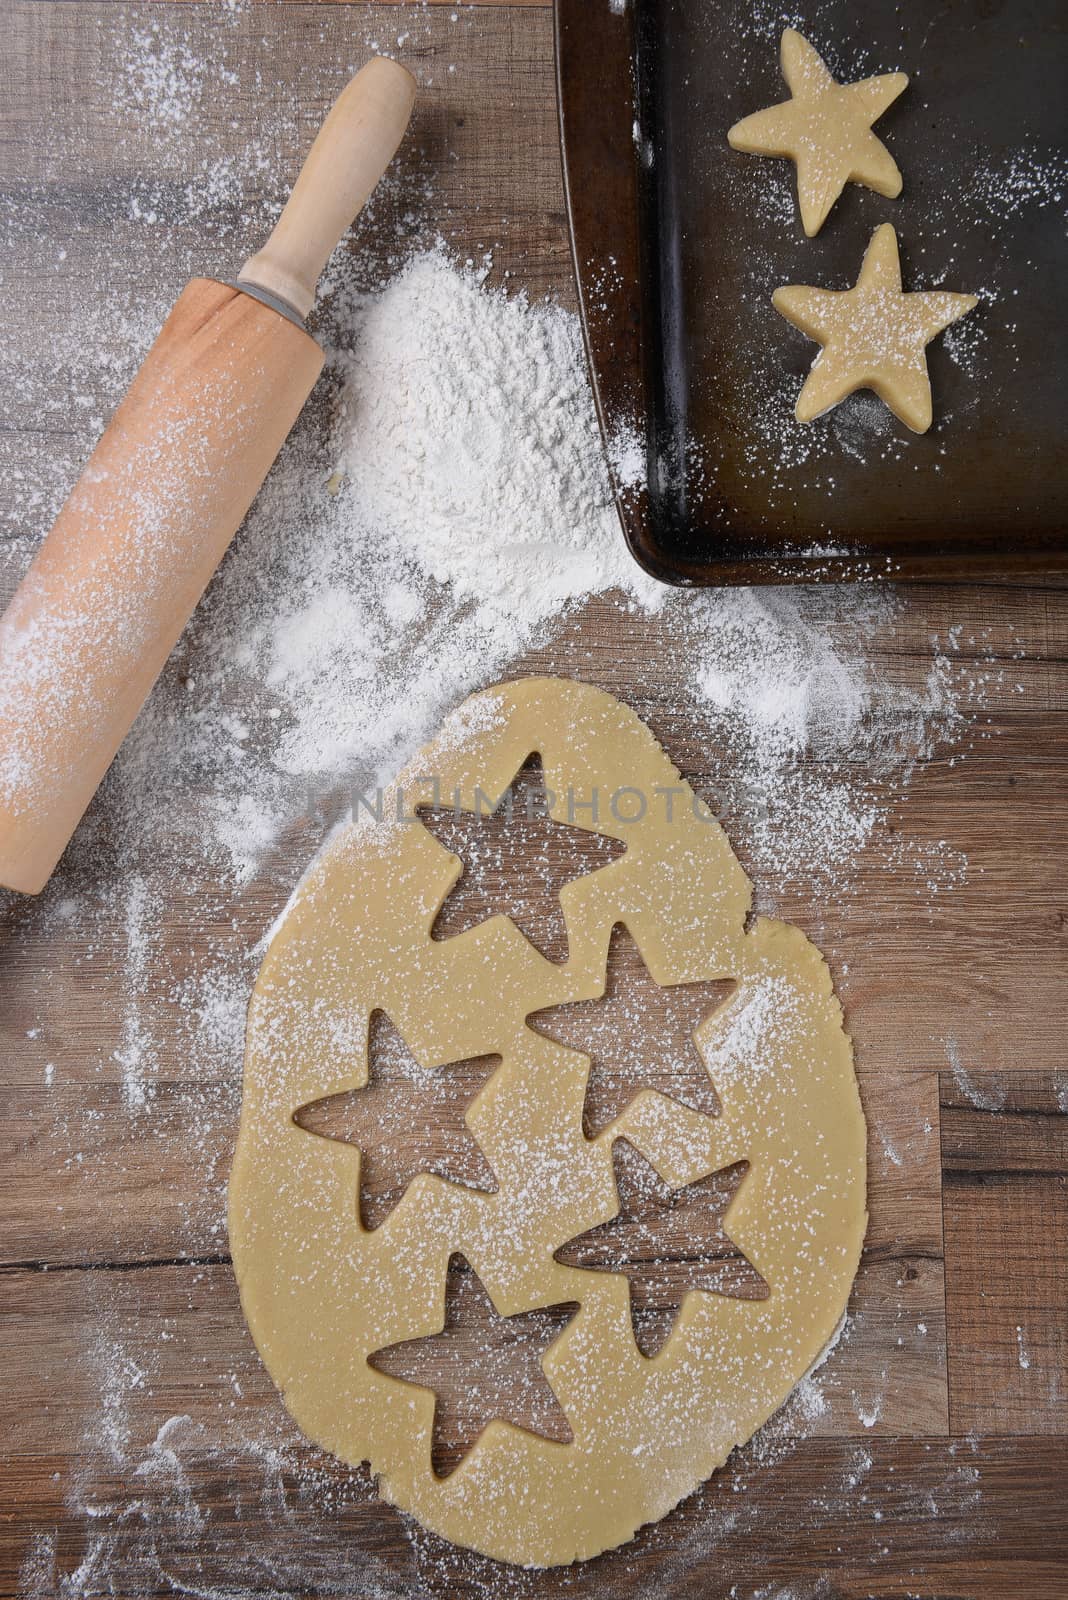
xmin=2 ymin=1440 xmax=1065 ymax=1599
xmin=831 ymin=1072 xmax=947 ymax=1437
xmin=0 ymin=1082 xmax=237 ymax=1267
xmin=942 ymin=1072 xmax=1068 ymax=1436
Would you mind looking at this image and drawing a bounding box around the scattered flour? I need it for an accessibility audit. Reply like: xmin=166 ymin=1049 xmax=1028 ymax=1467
xmin=964 ymin=145 xmax=1068 ymax=231
xmin=945 ymin=1037 xmax=1007 ymax=1113
xmin=857 ymin=1394 xmax=883 ymax=1431
xmin=698 ymin=973 xmax=803 ymax=1089
xmin=111 ymin=877 xmax=155 ymax=1112
xmin=125 ymin=23 xmax=209 ymax=128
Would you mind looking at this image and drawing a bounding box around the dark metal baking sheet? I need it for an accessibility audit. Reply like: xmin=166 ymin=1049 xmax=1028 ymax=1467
xmin=556 ymin=0 xmax=1068 ymax=585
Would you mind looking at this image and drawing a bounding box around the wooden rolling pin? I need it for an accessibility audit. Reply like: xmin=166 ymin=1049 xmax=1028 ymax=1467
xmin=0 ymin=57 xmax=416 ymax=895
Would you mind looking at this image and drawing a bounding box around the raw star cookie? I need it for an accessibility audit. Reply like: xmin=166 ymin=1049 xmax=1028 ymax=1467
xmin=229 ymin=677 xmax=867 ymax=1566
xmin=773 ymin=223 xmax=978 ymax=432
xmin=728 ymin=28 xmax=908 ymax=236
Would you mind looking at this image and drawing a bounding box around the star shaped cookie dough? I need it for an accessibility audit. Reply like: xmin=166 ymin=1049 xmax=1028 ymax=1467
xmin=368 ymin=1256 xmax=577 ymax=1476
xmin=526 ymin=924 xmax=733 ymax=1139
xmin=728 ymin=28 xmax=908 ymax=236
xmin=293 ymin=1011 xmax=500 ymax=1230
xmin=773 ymin=223 xmax=979 ymax=432
xmin=418 ymin=753 xmax=626 ymax=963
xmin=555 ymin=1141 xmax=768 ymax=1358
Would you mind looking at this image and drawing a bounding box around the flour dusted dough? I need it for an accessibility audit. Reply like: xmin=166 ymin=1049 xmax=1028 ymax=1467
xmin=728 ymin=28 xmax=908 ymax=237
xmin=229 ymin=678 xmax=867 ymax=1566
xmin=774 ymin=223 xmax=979 ymax=432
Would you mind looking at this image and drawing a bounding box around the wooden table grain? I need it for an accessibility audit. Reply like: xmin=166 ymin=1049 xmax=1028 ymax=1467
xmin=1 ymin=3 xmax=1066 ymax=1597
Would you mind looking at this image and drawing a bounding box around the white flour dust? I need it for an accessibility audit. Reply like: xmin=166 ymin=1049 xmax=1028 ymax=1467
xmin=945 ymin=1036 xmax=1007 ymax=1113
xmin=336 ymin=253 xmax=664 ymax=621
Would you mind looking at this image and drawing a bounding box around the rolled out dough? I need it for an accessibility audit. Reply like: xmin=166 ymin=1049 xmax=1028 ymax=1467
xmin=229 ymin=677 xmax=867 ymax=1566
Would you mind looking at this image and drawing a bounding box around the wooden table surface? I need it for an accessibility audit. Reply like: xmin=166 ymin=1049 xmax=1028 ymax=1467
xmin=1 ymin=3 xmax=1065 ymax=1597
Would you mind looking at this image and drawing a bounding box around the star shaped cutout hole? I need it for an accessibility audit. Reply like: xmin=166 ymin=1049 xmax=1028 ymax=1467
xmin=293 ymin=1011 xmax=500 ymax=1230
xmin=728 ymin=27 xmax=908 ymax=236
xmin=555 ymin=1140 xmax=768 ymax=1359
xmin=773 ymin=223 xmax=978 ymax=432
xmin=368 ymin=1255 xmax=578 ymax=1477
xmin=527 ymin=923 xmax=735 ymax=1138
xmin=417 ymin=753 xmax=627 ymax=964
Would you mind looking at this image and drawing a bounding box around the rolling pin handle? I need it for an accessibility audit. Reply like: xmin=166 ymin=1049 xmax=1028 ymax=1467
xmin=239 ymin=57 xmax=417 ymax=321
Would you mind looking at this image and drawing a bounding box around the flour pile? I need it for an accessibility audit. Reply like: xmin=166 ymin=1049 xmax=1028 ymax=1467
xmin=336 ymin=253 xmax=660 ymax=616
xmin=195 ymin=249 xmax=661 ymax=832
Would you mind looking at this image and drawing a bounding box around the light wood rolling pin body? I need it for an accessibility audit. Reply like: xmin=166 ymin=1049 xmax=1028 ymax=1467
xmin=0 ymin=58 xmax=416 ymax=895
